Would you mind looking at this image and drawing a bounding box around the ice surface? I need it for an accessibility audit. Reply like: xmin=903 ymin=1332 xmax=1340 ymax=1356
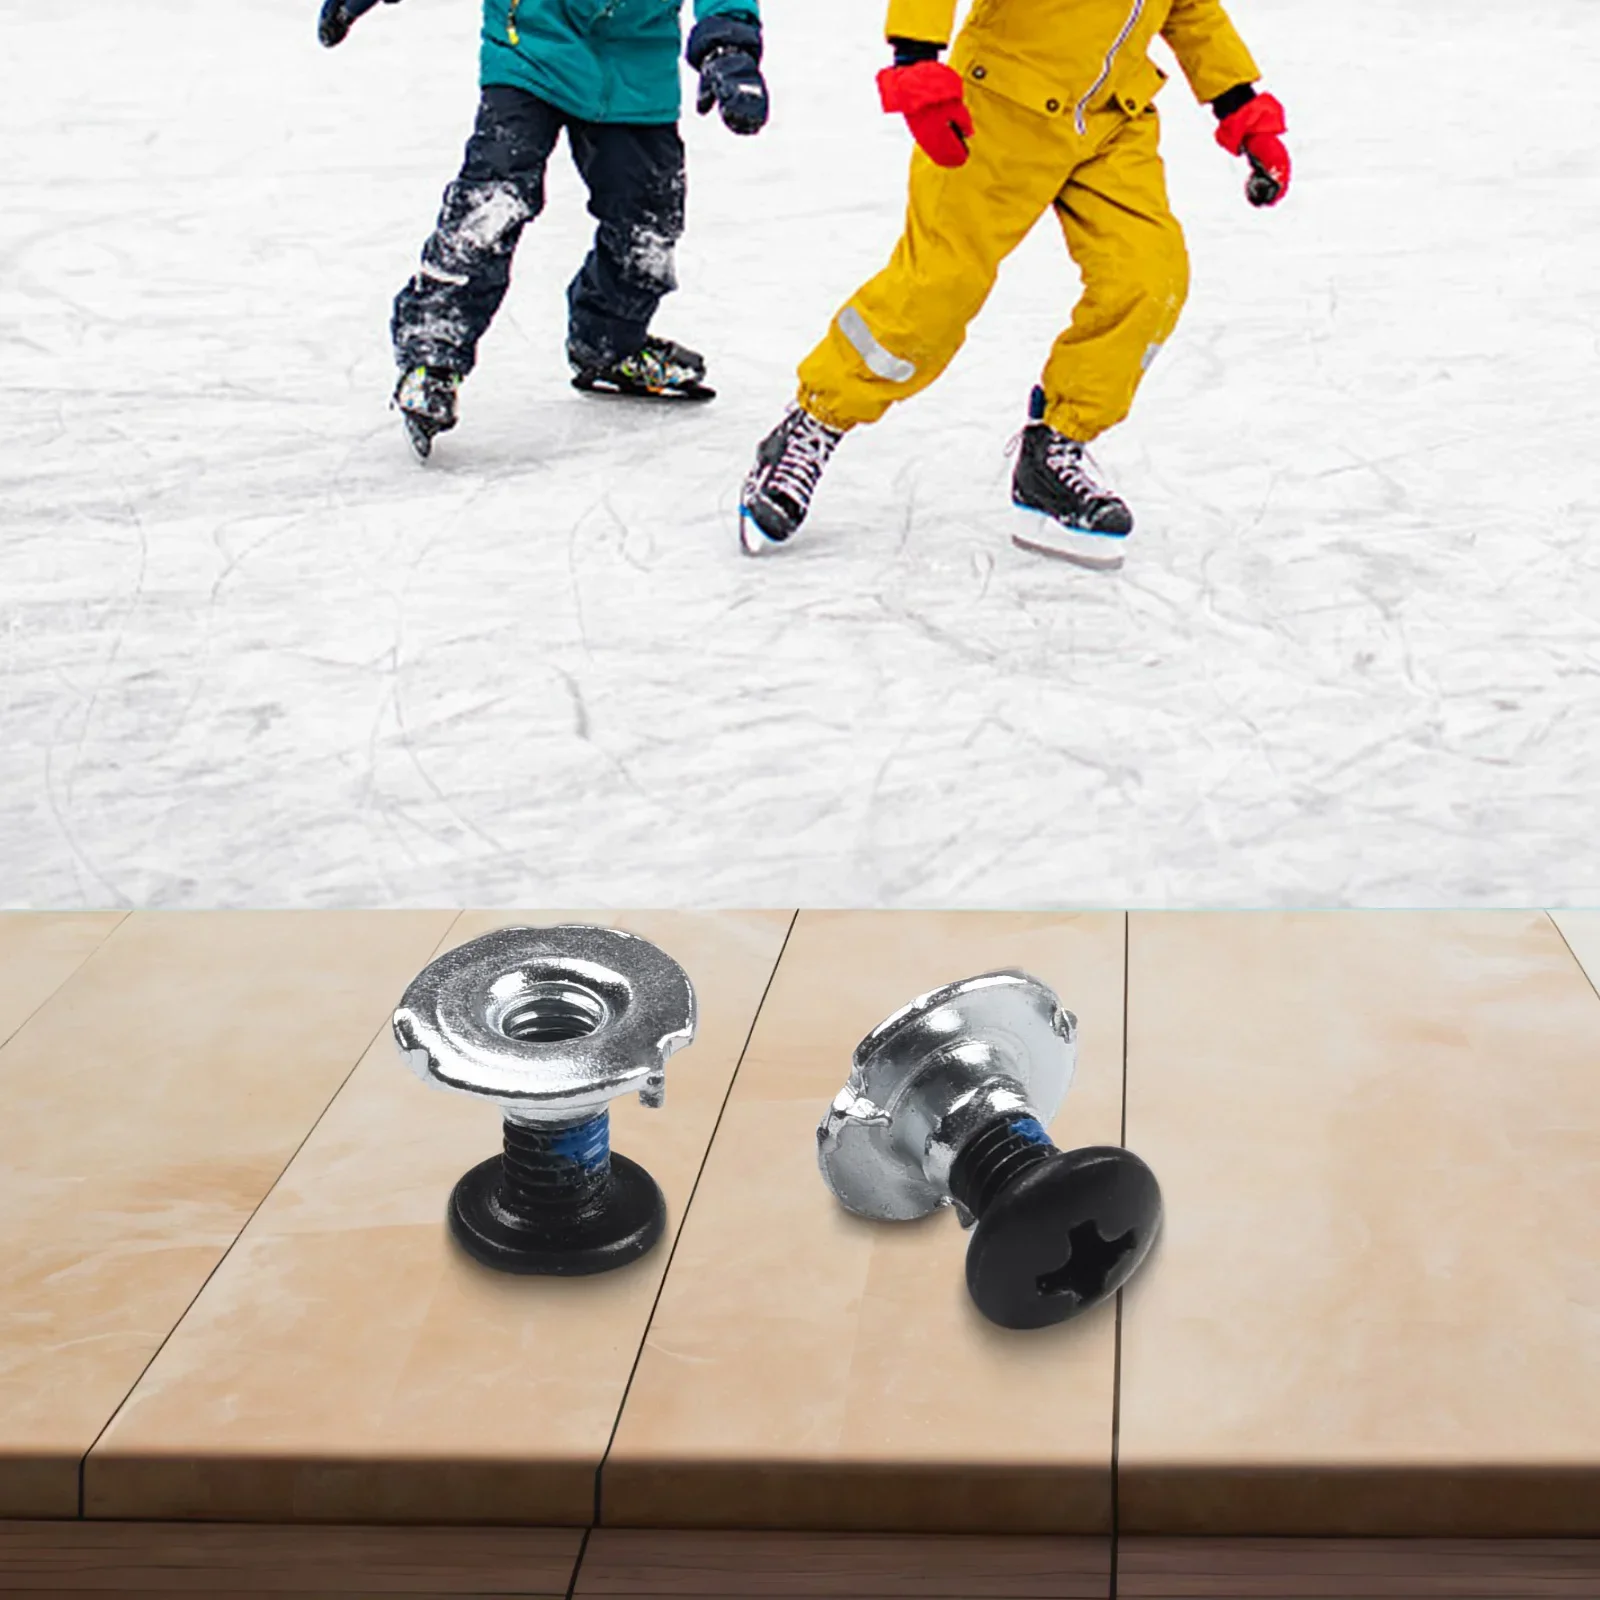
xmin=2 ymin=0 xmax=1597 ymax=908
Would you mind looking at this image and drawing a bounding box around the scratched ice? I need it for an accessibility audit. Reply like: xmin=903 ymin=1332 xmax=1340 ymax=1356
xmin=2 ymin=0 xmax=1597 ymax=907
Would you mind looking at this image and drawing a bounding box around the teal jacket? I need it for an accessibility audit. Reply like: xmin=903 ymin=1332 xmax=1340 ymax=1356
xmin=482 ymin=0 xmax=759 ymax=125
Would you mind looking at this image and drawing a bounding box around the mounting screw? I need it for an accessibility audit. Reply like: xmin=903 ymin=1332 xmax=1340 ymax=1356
xmin=392 ymin=924 xmax=696 ymax=1276
xmin=816 ymin=970 xmax=1161 ymax=1329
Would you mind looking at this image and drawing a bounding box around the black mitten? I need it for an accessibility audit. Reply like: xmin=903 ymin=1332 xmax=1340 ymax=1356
xmin=685 ymin=14 xmax=769 ymax=136
xmin=318 ymin=0 xmax=401 ymax=50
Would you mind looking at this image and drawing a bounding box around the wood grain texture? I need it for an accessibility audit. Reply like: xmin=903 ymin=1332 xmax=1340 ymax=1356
xmin=0 ymin=1518 xmax=579 ymax=1593
xmin=86 ymin=912 xmax=794 ymax=1525
xmin=1116 ymin=1536 xmax=1600 ymax=1597
xmin=0 ymin=911 xmax=455 ymax=1518
xmin=1118 ymin=911 xmax=1600 ymax=1537
xmin=9 ymin=910 xmax=1599 ymax=1553
xmin=0 ymin=914 xmax=124 ymax=1051
xmin=604 ymin=911 xmax=1126 ymax=1536
xmin=573 ymin=1528 xmax=1110 ymax=1597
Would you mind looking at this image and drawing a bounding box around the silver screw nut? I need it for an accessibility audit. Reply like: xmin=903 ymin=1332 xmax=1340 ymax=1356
xmin=817 ymin=970 xmax=1077 ymax=1223
xmin=392 ymin=924 xmax=696 ymax=1119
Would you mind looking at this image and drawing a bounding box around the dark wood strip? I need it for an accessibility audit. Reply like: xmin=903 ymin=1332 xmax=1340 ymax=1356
xmin=0 ymin=1520 xmax=581 ymax=1593
xmin=1116 ymin=1536 xmax=1600 ymax=1597
xmin=573 ymin=1529 xmax=1110 ymax=1597
xmin=0 ymin=1592 xmax=538 ymax=1599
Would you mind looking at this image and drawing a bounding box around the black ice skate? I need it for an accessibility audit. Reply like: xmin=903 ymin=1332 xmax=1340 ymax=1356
xmin=738 ymin=405 xmax=844 ymax=555
xmin=1010 ymin=387 xmax=1133 ymax=569
xmin=571 ymin=337 xmax=715 ymax=401
xmin=393 ymin=365 xmax=461 ymax=462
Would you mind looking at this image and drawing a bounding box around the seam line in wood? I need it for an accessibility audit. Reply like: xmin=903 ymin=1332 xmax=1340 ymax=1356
xmin=564 ymin=1522 xmax=594 ymax=1600
xmin=1548 ymin=911 xmax=1600 ymax=1005
xmin=1110 ymin=910 xmax=1129 ymax=1600
xmin=593 ymin=908 xmax=801 ymax=1529
xmin=76 ymin=912 xmax=461 ymax=1518
xmin=0 ymin=910 xmax=130 ymax=1057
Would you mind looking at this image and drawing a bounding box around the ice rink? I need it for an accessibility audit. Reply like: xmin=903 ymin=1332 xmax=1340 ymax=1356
xmin=3 ymin=0 xmax=1597 ymax=907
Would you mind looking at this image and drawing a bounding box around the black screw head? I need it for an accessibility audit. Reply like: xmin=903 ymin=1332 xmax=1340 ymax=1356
xmin=448 ymin=1152 xmax=666 ymax=1277
xmin=964 ymin=1145 xmax=1162 ymax=1330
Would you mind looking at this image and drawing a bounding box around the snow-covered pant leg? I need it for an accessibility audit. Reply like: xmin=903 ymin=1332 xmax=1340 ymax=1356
xmin=1041 ymin=105 xmax=1189 ymax=443
xmin=391 ymin=86 xmax=562 ymax=377
xmin=563 ymin=121 xmax=686 ymax=370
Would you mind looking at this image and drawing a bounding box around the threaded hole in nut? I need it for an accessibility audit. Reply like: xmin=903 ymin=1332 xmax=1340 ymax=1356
xmin=498 ymin=982 xmax=608 ymax=1043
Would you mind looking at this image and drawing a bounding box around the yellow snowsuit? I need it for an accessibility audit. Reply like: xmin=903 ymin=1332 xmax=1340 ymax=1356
xmin=797 ymin=0 xmax=1261 ymax=442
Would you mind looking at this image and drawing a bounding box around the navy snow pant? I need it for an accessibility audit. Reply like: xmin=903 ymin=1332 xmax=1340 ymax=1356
xmin=391 ymin=85 xmax=686 ymax=377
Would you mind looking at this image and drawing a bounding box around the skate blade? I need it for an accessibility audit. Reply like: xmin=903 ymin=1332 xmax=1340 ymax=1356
xmin=738 ymin=504 xmax=789 ymax=556
xmin=572 ymin=374 xmax=717 ymax=403
xmin=398 ymin=411 xmax=437 ymax=463
xmin=1011 ymin=505 xmax=1127 ymax=570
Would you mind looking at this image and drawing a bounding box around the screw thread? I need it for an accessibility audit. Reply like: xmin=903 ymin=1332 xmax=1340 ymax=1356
xmin=500 ymin=1111 xmax=612 ymax=1214
xmin=948 ymin=1114 xmax=1055 ymax=1220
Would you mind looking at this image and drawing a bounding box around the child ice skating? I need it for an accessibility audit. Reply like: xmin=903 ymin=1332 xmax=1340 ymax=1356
xmin=318 ymin=0 xmax=770 ymax=459
xmin=738 ymin=0 xmax=1291 ymax=567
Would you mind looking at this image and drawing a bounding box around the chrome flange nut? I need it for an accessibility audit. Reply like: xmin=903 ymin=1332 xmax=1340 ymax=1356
xmin=817 ymin=970 xmax=1162 ymax=1330
xmin=818 ymin=971 xmax=1078 ymax=1223
xmin=394 ymin=923 xmax=695 ymax=1116
xmin=392 ymin=924 xmax=696 ymax=1277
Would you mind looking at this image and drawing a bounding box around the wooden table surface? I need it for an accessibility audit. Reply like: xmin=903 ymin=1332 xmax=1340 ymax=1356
xmin=2 ymin=910 xmax=1597 ymax=1598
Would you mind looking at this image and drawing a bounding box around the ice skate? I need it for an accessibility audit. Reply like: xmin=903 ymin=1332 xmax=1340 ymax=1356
xmin=571 ymin=336 xmax=715 ymax=401
xmin=393 ymin=365 xmax=461 ymax=461
xmin=1010 ymin=388 xmax=1132 ymax=569
xmin=738 ymin=405 xmax=844 ymax=555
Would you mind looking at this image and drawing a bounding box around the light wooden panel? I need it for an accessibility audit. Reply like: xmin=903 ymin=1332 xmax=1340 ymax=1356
xmin=1116 ymin=1536 xmax=1600 ymax=1597
xmin=0 ymin=1518 xmax=579 ymax=1593
xmin=573 ymin=1529 xmax=1110 ymax=1597
xmin=604 ymin=911 xmax=1125 ymax=1539
xmin=86 ymin=912 xmax=793 ymax=1525
xmin=1118 ymin=911 xmax=1600 ymax=1537
xmin=0 ymin=912 xmax=454 ymax=1518
xmin=0 ymin=913 xmax=124 ymax=1048
xmin=1550 ymin=911 xmax=1600 ymax=995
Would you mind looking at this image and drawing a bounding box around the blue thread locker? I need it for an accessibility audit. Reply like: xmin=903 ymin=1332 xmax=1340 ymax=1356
xmin=501 ymin=1110 xmax=612 ymax=1210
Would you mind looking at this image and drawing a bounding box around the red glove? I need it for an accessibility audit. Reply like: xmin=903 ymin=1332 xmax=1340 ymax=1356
xmin=1215 ymin=92 xmax=1290 ymax=207
xmin=877 ymin=61 xmax=973 ymax=169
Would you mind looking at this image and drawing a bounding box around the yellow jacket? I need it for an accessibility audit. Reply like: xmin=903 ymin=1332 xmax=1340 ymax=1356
xmin=885 ymin=0 xmax=1260 ymax=130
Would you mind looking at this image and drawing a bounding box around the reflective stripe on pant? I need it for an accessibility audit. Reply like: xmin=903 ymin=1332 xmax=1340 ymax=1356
xmin=796 ymin=82 xmax=1189 ymax=443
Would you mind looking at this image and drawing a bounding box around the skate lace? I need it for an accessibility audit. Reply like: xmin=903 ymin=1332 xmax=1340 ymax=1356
xmin=622 ymin=346 xmax=670 ymax=384
xmin=397 ymin=366 xmax=458 ymax=419
xmin=623 ymin=338 xmax=700 ymax=388
xmin=768 ymin=413 xmax=839 ymax=504
xmin=1045 ymin=434 xmax=1112 ymax=502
